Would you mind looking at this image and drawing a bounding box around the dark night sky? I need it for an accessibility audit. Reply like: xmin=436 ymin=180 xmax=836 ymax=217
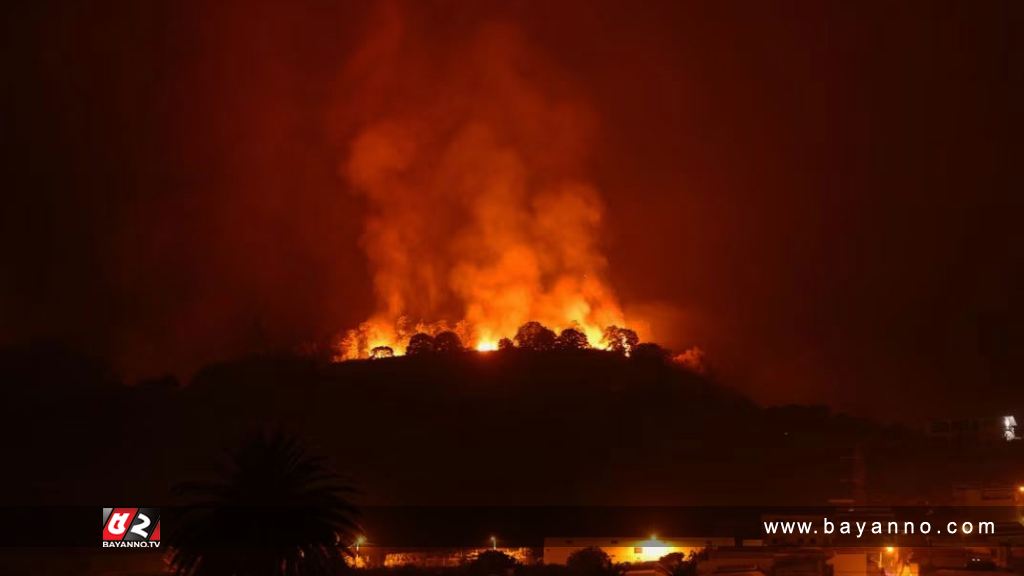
xmin=0 ymin=0 xmax=1018 ymax=418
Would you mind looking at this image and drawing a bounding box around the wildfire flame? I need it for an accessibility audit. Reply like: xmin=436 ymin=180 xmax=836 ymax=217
xmin=334 ymin=4 xmax=644 ymax=360
xmin=475 ymin=341 xmax=499 ymax=353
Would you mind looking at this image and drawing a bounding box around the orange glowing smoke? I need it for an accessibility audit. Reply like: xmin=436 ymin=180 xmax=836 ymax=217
xmin=335 ymin=3 xmax=641 ymax=359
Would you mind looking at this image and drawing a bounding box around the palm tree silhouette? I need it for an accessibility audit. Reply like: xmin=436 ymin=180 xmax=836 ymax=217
xmin=169 ymin=431 xmax=358 ymax=576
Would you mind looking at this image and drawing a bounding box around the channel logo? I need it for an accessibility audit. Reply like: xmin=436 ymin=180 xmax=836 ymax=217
xmin=101 ymin=507 xmax=161 ymax=548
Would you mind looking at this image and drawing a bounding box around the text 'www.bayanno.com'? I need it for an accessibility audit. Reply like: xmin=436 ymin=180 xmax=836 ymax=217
xmin=763 ymin=518 xmax=997 ymax=539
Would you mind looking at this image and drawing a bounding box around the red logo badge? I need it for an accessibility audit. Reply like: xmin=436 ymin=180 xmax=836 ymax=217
xmin=102 ymin=508 xmax=161 ymax=548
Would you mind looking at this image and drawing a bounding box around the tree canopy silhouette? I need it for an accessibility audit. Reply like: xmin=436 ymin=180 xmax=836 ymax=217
xmin=601 ymin=326 xmax=639 ymax=355
xmin=567 ymin=547 xmax=615 ymax=576
xmin=514 ymin=321 xmax=557 ymax=351
xmin=469 ymin=549 xmax=519 ymax=576
xmin=168 ymin=431 xmax=358 ymax=576
xmin=497 ymin=337 xmax=514 ymax=351
xmin=406 ymin=333 xmax=435 ymax=356
xmin=659 ymin=552 xmax=697 ymax=576
xmin=555 ymin=327 xmax=589 ymax=350
xmin=433 ymin=330 xmax=464 ymax=353
xmin=631 ymin=342 xmax=668 ymax=362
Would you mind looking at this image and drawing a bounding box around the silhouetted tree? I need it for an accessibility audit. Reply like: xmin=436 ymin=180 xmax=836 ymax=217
xmin=169 ymin=431 xmax=357 ymax=576
xmin=601 ymin=326 xmax=639 ymax=355
xmin=433 ymin=331 xmax=464 ymax=353
xmin=370 ymin=346 xmax=394 ymax=359
xmin=659 ymin=552 xmax=696 ymax=576
xmin=470 ymin=550 xmax=518 ymax=576
xmin=631 ymin=342 xmax=668 ymax=362
xmin=514 ymin=321 xmax=557 ymax=351
xmin=497 ymin=337 xmax=515 ymax=351
xmin=555 ymin=328 xmax=589 ymax=350
xmin=405 ymin=333 xmax=435 ymax=356
xmin=567 ymin=547 xmax=614 ymax=576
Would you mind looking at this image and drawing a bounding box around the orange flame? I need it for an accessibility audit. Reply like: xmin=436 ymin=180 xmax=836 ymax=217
xmin=334 ymin=5 xmax=642 ymax=359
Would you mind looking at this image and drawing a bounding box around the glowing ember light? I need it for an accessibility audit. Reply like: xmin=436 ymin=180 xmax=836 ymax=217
xmin=636 ymin=536 xmax=671 ymax=562
xmin=476 ymin=341 xmax=499 ymax=352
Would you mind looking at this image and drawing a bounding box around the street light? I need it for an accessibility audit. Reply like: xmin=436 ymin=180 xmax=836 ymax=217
xmin=355 ymin=535 xmax=367 ymax=553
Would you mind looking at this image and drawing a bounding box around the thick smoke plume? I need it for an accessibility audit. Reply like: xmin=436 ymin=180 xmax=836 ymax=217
xmin=336 ymin=3 xmax=634 ymax=358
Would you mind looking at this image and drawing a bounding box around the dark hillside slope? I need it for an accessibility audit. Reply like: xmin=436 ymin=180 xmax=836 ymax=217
xmin=1 ymin=346 xmax=1020 ymax=506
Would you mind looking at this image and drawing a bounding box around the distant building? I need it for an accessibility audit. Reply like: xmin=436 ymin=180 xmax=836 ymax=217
xmin=951 ymin=483 xmax=1022 ymax=509
xmin=542 ymin=536 xmax=736 ymax=565
xmin=622 ymin=562 xmax=673 ymax=576
xmin=928 ymin=415 xmax=1021 ymax=444
xmin=354 ymin=546 xmax=537 ymax=568
xmin=695 ymin=548 xmax=775 ymax=576
xmin=828 ymin=550 xmax=872 ymax=576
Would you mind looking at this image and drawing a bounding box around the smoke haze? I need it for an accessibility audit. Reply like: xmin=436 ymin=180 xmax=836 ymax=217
xmin=336 ymin=4 xmax=630 ymax=356
xmin=0 ymin=0 xmax=1016 ymax=418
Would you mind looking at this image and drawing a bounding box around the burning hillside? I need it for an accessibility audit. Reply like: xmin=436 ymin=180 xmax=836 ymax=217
xmin=335 ymin=4 xmax=645 ymax=360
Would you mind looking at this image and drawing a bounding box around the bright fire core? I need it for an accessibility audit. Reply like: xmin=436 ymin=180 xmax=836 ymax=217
xmin=476 ymin=341 xmax=499 ymax=352
xmin=340 ymin=312 xmax=635 ymax=360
